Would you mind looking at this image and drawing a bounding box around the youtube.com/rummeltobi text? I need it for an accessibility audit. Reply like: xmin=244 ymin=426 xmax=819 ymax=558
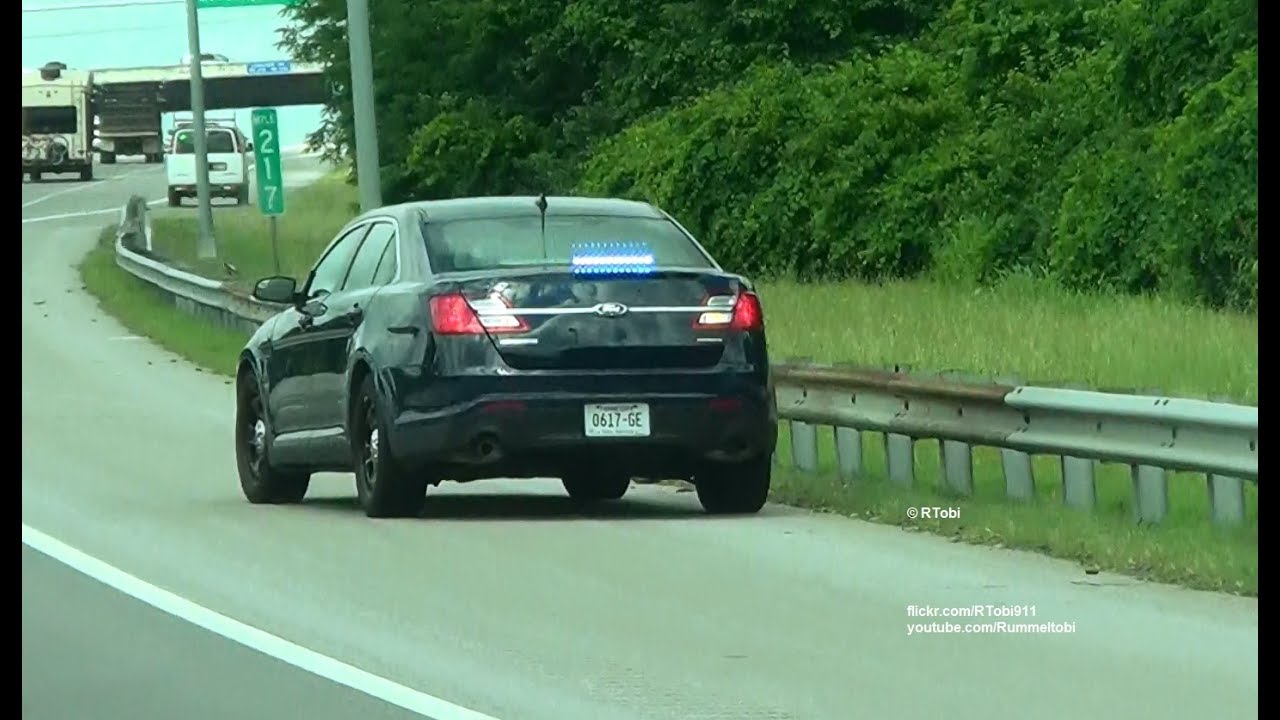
xmin=905 ymin=604 xmax=1077 ymax=636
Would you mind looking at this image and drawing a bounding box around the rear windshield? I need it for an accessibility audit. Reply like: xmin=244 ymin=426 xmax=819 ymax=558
xmin=23 ymin=106 xmax=77 ymax=134
xmin=421 ymin=214 xmax=714 ymax=273
xmin=173 ymin=128 xmax=237 ymax=154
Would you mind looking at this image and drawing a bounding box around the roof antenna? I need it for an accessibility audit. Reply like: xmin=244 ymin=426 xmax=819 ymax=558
xmin=535 ymin=194 xmax=549 ymax=260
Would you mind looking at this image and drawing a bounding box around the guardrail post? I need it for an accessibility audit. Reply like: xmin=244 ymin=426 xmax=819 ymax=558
xmin=940 ymin=440 xmax=973 ymax=495
xmin=789 ymin=420 xmax=819 ymax=473
xmin=994 ymin=376 xmax=1035 ymax=501
xmin=1205 ymin=396 xmax=1247 ymax=525
xmin=1131 ymin=465 xmax=1168 ymax=523
xmin=882 ymin=363 xmax=915 ymax=485
xmin=1208 ymin=474 xmax=1246 ymax=525
xmin=1061 ymin=457 xmax=1096 ymax=511
xmin=1001 ymin=450 xmax=1035 ymax=501
xmin=834 ymin=426 xmax=862 ymax=480
xmin=884 ymin=434 xmax=915 ymax=486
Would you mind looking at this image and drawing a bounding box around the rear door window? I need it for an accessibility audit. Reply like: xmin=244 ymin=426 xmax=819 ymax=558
xmin=308 ymin=225 xmax=371 ymax=298
xmin=341 ymin=223 xmax=396 ymax=292
xmin=172 ymin=128 xmax=238 ymax=154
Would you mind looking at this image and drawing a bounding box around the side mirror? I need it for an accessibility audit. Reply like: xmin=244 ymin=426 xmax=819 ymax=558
xmin=252 ymin=275 xmax=298 ymax=305
xmin=245 ymin=142 xmax=253 ymax=151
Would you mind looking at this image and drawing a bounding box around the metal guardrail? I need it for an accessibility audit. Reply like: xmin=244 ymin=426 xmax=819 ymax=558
xmin=112 ymin=197 xmax=1258 ymax=526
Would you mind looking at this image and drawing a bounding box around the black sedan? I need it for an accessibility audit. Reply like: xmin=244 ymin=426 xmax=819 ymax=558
xmin=236 ymin=195 xmax=778 ymax=518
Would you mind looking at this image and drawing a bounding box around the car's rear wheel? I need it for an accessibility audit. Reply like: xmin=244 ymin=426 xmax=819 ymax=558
xmin=694 ymin=455 xmax=771 ymax=515
xmin=353 ymin=375 xmax=428 ymax=519
xmin=562 ymin=472 xmax=631 ymax=502
xmin=235 ymin=370 xmax=310 ymax=504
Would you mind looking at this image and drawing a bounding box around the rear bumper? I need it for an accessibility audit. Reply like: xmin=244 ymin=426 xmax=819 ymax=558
xmin=382 ymin=369 xmax=777 ymax=479
xmin=170 ymin=183 xmax=243 ymax=197
xmin=24 ymin=160 xmax=90 ymax=172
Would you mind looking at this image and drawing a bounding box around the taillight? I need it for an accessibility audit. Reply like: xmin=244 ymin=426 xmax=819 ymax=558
xmin=428 ymin=293 xmax=528 ymax=335
xmin=731 ymin=292 xmax=763 ymax=330
xmin=693 ymin=292 xmax=764 ymax=331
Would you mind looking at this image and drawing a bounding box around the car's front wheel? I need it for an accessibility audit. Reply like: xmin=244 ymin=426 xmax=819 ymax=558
xmin=693 ymin=455 xmax=771 ymax=515
xmin=235 ymin=370 xmax=310 ymax=504
xmin=352 ymin=375 xmax=429 ymax=519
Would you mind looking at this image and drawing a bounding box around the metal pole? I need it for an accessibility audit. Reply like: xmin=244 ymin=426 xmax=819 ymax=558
xmin=346 ymin=0 xmax=382 ymax=212
xmin=269 ymin=215 xmax=281 ymax=274
xmin=185 ymin=0 xmax=216 ymax=259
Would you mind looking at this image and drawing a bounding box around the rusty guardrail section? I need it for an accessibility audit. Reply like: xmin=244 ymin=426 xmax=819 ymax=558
xmin=112 ymin=196 xmax=1258 ymax=527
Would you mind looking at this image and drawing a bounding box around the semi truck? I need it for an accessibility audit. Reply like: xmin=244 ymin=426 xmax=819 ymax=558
xmin=22 ymin=62 xmax=94 ymax=182
xmin=90 ymin=67 xmax=166 ymax=164
xmin=92 ymin=55 xmax=229 ymax=164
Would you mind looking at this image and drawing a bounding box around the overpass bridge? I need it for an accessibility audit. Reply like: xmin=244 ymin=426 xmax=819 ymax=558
xmin=86 ymin=59 xmax=327 ymax=163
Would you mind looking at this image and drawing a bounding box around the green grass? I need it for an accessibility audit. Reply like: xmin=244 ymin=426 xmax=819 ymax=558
xmin=148 ymin=178 xmax=1258 ymax=404
xmin=81 ymin=226 xmax=249 ymax=376
xmin=765 ymin=423 xmax=1257 ymax=595
xmin=83 ymin=178 xmax=1258 ymax=595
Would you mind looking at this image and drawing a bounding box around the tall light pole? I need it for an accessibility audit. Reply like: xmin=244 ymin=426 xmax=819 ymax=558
xmin=185 ymin=0 xmax=217 ymax=258
xmin=346 ymin=0 xmax=382 ymax=212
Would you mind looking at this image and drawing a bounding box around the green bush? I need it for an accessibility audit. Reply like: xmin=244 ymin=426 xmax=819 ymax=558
xmin=279 ymin=0 xmax=1257 ymax=311
xmin=577 ymin=0 xmax=1257 ymax=309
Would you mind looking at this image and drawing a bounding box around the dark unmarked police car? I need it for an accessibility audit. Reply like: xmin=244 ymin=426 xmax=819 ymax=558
xmin=235 ymin=196 xmax=777 ymax=518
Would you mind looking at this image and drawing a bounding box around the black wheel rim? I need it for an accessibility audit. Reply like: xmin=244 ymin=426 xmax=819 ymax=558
xmin=242 ymin=390 xmax=267 ymax=479
xmin=361 ymin=397 xmax=379 ymax=492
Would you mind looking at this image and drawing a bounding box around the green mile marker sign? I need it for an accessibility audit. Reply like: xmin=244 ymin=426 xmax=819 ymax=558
xmin=251 ymin=108 xmax=286 ymax=216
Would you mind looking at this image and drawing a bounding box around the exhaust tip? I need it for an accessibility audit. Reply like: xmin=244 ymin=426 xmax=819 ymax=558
xmin=472 ymin=434 xmax=502 ymax=462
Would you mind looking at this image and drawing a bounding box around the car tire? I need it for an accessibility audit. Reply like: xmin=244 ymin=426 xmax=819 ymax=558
xmin=168 ymin=190 xmax=181 ymax=207
xmin=352 ymin=375 xmax=428 ymax=519
xmin=562 ymin=472 xmax=631 ymax=501
xmin=79 ymin=167 xmax=92 ymax=182
xmin=101 ymin=152 xmax=116 ymax=165
xmin=235 ymin=369 xmax=310 ymax=504
xmin=30 ymin=172 xmax=42 ymax=182
xmin=693 ymin=455 xmax=771 ymax=515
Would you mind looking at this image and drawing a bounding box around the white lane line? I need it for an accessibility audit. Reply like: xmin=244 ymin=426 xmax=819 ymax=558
xmin=21 ymin=168 xmax=150 ymax=209
xmin=24 ymin=163 xmax=326 ymax=225
xmin=22 ymin=181 xmax=98 ymax=209
xmin=22 ymin=198 xmax=168 ymax=225
xmin=21 ymin=524 xmax=501 ymax=720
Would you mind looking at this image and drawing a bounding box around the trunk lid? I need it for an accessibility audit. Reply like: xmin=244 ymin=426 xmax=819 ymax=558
xmin=450 ymin=268 xmax=746 ymax=370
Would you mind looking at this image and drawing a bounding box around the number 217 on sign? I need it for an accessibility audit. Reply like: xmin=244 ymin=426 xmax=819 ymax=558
xmin=251 ymin=108 xmax=285 ymax=216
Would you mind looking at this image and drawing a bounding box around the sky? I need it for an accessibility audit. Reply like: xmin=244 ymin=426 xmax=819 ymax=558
xmin=22 ymin=0 xmax=324 ymax=148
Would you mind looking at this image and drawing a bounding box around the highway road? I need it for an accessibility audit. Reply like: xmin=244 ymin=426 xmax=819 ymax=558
xmin=21 ymin=160 xmax=1258 ymax=720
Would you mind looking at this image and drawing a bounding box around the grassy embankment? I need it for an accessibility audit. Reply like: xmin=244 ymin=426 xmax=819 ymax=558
xmin=79 ymin=177 xmax=1258 ymax=595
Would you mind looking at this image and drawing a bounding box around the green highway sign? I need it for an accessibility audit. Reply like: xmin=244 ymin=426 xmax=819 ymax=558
xmin=251 ymin=108 xmax=285 ymax=216
xmin=197 ymin=0 xmax=297 ymax=9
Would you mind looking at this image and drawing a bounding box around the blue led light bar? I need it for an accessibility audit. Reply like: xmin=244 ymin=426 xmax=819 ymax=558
xmin=569 ymin=242 xmax=657 ymax=275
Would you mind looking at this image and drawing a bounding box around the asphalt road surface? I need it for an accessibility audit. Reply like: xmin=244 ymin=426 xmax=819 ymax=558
xmin=21 ymin=159 xmax=1258 ymax=720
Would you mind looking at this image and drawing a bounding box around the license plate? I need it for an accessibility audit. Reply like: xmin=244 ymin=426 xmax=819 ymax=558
xmin=209 ymin=162 xmax=227 ymax=171
xmin=584 ymin=403 xmax=650 ymax=438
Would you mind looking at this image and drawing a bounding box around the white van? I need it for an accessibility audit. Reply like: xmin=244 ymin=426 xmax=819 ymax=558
xmin=165 ymin=121 xmax=252 ymax=207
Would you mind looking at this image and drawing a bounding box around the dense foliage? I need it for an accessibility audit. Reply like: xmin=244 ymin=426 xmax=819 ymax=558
xmin=279 ymin=0 xmax=1256 ymax=310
